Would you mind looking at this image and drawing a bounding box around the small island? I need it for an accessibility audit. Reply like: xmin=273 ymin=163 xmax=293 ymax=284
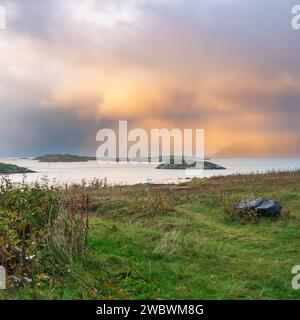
xmin=34 ymin=154 xmax=96 ymax=162
xmin=156 ymin=157 xmax=226 ymax=170
xmin=0 ymin=163 xmax=35 ymax=174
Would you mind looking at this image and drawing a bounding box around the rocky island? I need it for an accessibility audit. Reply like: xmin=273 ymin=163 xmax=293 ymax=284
xmin=0 ymin=163 xmax=35 ymax=174
xmin=35 ymin=154 xmax=96 ymax=162
xmin=156 ymin=157 xmax=226 ymax=170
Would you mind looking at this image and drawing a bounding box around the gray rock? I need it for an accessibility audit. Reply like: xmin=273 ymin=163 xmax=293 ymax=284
xmin=235 ymin=198 xmax=282 ymax=216
xmin=236 ymin=198 xmax=265 ymax=210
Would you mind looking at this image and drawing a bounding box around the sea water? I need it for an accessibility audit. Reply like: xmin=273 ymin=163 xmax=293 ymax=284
xmin=1 ymin=157 xmax=300 ymax=185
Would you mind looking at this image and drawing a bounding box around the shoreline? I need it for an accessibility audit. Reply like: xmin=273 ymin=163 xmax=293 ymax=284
xmin=2 ymin=168 xmax=300 ymax=188
xmin=1 ymin=157 xmax=300 ymax=186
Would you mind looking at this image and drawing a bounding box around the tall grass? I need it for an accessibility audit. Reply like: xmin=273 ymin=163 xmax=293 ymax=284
xmin=120 ymin=190 xmax=174 ymax=218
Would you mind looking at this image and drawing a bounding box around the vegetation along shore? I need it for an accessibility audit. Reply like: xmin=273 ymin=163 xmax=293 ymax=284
xmin=0 ymin=163 xmax=35 ymax=174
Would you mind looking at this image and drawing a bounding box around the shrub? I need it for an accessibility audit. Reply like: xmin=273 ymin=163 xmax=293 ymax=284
xmin=0 ymin=178 xmax=89 ymax=288
xmin=0 ymin=179 xmax=60 ymax=286
xmin=223 ymin=206 xmax=260 ymax=224
xmin=223 ymin=201 xmax=293 ymax=225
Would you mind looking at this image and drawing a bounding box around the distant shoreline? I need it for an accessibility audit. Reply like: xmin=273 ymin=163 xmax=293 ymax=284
xmin=1 ymin=157 xmax=300 ymax=186
xmin=34 ymin=154 xmax=96 ymax=162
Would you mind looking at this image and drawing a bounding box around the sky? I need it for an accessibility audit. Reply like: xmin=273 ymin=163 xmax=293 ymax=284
xmin=0 ymin=0 xmax=300 ymax=156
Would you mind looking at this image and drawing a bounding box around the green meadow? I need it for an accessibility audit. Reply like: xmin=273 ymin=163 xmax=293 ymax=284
xmin=1 ymin=171 xmax=300 ymax=300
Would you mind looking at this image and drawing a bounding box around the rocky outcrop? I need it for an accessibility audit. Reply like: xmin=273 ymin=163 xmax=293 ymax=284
xmin=156 ymin=158 xmax=226 ymax=170
xmin=235 ymin=198 xmax=282 ymax=216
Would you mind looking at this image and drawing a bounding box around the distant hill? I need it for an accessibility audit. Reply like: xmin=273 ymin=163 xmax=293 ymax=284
xmin=216 ymin=139 xmax=300 ymax=157
xmin=0 ymin=163 xmax=35 ymax=174
xmin=35 ymin=154 xmax=96 ymax=162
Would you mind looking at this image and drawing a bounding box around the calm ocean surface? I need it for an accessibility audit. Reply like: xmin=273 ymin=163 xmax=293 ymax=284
xmin=1 ymin=157 xmax=300 ymax=185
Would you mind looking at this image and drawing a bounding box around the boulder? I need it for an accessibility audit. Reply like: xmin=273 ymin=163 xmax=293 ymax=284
xmin=235 ymin=198 xmax=282 ymax=217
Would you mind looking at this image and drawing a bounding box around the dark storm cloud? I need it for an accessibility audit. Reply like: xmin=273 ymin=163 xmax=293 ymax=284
xmin=0 ymin=105 xmax=116 ymax=157
xmin=9 ymin=0 xmax=59 ymax=39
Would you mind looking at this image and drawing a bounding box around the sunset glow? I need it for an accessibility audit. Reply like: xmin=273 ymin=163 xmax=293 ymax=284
xmin=0 ymin=0 xmax=300 ymax=156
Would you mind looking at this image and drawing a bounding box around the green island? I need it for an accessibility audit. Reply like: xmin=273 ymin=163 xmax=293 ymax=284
xmin=34 ymin=154 xmax=96 ymax=162
xmin=1 ymin=170 xmax=300 ymax=300
xmin=0 ymin=163 xmax=35 ymax=174
xmin=156 ymin=156 xmax=226 ymax=170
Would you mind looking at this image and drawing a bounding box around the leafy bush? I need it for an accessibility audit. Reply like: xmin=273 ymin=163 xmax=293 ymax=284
xmin=0 ymin=179 xmax=60 ymax=286
xmin=0 ymin=178 xmax=89 ymax=288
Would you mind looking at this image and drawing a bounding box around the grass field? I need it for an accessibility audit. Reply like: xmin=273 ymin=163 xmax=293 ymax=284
xmin=1 ymin=171 xmax=300 ymax=300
